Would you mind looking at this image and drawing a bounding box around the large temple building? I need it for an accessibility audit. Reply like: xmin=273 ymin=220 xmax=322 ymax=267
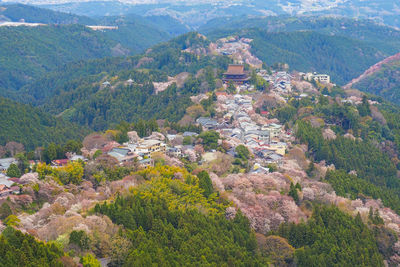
xmin=223 ymin=64 xmax=250 ymax=84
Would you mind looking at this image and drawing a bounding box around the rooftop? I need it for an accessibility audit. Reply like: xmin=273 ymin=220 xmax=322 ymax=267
xmin=197 ymin=117 xmax=218 ymax=127
xmin=140 ymin=139 xmax=163 ymax=147
xmin=224 ymin=64 xmax=245 ymax=75
xmin=0 ymin=174 xmax=14 ymax=187
xmin=109 ymin=147 xmax=130 ymax=156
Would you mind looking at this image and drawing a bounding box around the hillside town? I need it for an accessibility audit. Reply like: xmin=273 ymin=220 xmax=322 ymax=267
xmin=1 ymin=27 xmax=400 ymax=266
xmin=0 ymin=58 xmax=330 ymax=198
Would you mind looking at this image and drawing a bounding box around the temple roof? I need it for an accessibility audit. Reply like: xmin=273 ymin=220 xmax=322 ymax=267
xmin=224 ymin=64 xmax=245 ymax=75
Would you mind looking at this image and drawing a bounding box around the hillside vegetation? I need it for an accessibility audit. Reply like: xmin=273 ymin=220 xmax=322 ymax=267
xmin=0 ymin=3 xmax=96 ymax=24
xmin=242 ymin=29 xmax=384 ymax=84
xmin=0 ymin=97 xmax=88 ymax=149
xmin=352 ymin=59 xmax=400 ymax=105
xmin=37 ymin=33 xmax=229 ymax=130
xmin=0 ymin=5 xmax=190 ymax=96
xmin=0 ymin=33 xmax=228 ymax=131
xmin=0 ymin=24 xmax=119 ymax=93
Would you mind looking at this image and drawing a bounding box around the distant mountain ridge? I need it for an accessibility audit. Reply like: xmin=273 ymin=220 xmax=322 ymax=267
xmin=2 ymin=0 xmax=397 ymax=28
xmin=201 ymin=16 xmax=400 ymax=55
xmin=0 ymin=3 xmax=96 ymax=24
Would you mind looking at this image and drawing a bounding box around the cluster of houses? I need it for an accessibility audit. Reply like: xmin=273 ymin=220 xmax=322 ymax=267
xmin=0 ymin=62 xmax=296 ymax=192
xmin=105 ymin=131 xmax=202 ymax=167
xmin=214 ymin=93 xmax=288 ymax=171
xmin=102 ymin=87 xmax=288 ymax=173
xmin=105 ymin=135 xmax=166 ymax=167
xmin=258 ymin=70 xmax=292 ymax=94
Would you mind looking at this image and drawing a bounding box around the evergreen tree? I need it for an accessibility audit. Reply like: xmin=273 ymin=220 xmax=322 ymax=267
xmin=197 ymin=170 xmax=213 ymax=198
xmin=288 ymin=182 xmax=299 ymax=203
xmin=6 ymin=163 xmax=21 ymax=178
xmin=0 ymin=202 xmax=12 ymax=220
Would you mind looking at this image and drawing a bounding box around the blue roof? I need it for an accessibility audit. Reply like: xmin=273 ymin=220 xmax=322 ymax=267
xmin=196 ymin=117 xmax=218 ymax=127
xmin=109 ymin=148 xmax=130 ymax=156
xmin=183 ymin=131 xmax=198 ymax=137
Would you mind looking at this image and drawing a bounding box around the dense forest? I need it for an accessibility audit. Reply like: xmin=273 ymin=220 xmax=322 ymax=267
xmin=0 ymin=24 xmax=119 ymax=93
xmin=277 ymin=205 xmax=383 ymax=266
xmin=25 ymin=33 xmax=230 ymax=130
xmin=0 ymin=226 xmax=66 ymax=266
xmin=94 ymin=166 xmax=270 ymax=266
xmin=99 ymin=15 xmax=188 ymax=51
xmin=0 ymin=97 xmax=89 ymax=150
xmin=247 ymin=30 xmax=384 ymax=85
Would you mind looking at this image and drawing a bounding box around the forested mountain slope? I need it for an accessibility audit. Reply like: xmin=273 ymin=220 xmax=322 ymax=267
xmin=0 ymin=22 xmax=185 ymax=96
xmin=99 ymin=14 xmax=189 ymax=38
xmin=347 ymin=54 xmax=400 ymax=105
xmin=0 ymin=97 xmax=88 ymax=149
xmin=0 ymin=3 xmax=96 ymax=24
xmin=16 ymin=33 xmax=230 ymax=130
xmin=0 ymin=24 xmax=121 ymax=93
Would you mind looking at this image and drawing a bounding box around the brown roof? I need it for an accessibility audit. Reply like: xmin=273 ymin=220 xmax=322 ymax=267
xmin=224 ymin=65 xmax=245 ymax=75
xmin=215 ymin=92 xmax=228 ymax=96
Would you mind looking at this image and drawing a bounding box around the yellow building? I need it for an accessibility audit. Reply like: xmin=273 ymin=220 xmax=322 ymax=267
xmin=137 ymin=140 xmax=166 ymax=156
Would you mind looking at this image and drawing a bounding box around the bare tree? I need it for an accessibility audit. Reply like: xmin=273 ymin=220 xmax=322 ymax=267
xmin=5 ymin=142 xmax=24 ymax=157
xmin=35 ymin=147 xmax=44 ymax=161
xmin=0 ymin=146 xmax=6 ymax=158
xmin=82 ymin=133 xmax=108 ymax=150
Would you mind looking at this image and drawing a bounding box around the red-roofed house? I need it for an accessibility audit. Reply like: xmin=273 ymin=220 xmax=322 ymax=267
xmin=51 ymin=159 xmax=69 ymax=167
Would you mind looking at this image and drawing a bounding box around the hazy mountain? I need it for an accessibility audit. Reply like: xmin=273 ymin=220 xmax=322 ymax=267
xmin=0 ymin=3 xmax=96 ymax=24
xmin=201 ymin=16 xmax=400 ymax=55
xmin=1 ymin=0 xmax=397 ymax=28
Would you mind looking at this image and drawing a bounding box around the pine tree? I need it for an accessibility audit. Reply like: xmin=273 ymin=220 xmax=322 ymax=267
xmin=197 ymin=171 xmax=213 ymax=198
xmin=6 ymin=163 xmax=21 ymax=178
xmin=288 ymin=182 xmax=299 ymax=203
